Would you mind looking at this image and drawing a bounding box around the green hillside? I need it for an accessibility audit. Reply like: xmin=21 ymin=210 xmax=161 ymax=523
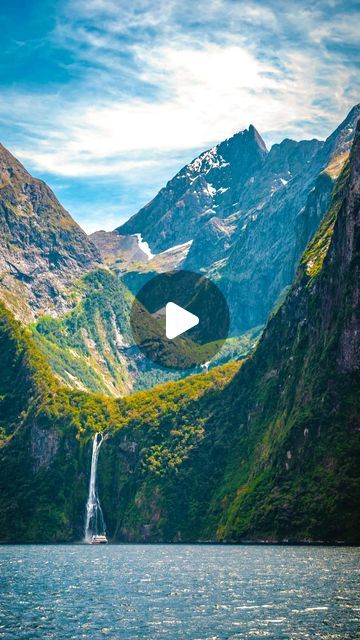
xmin=0 ymin=299 xmax=240 ymax=541
xmin=30 ymin=268 xmax=261 ymax=396
xmin=31 ymin=269 xmax=135 ymax=396
xmin=0 ymin=126 xmax=359 ymax=544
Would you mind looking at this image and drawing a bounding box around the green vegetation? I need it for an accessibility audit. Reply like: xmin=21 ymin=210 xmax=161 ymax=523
xmin=0 ymin=298 xmax=239 ymax=541
xmin=0 ymin=129 xmax=359 ymax=544
xmin=302 ymin=161 xmax=350 ymax=279
xmin=31 ymin=269 xmax=134 ymax=396
xmin=30 ymin=268 xmax=261 ymax=396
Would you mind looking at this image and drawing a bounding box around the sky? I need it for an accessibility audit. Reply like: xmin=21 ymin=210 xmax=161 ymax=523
xmin=0 ymin=0 xmax=359 ymax=234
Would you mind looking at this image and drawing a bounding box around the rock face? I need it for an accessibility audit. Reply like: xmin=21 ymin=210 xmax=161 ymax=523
xmin=116 ymin=105 xmax=360 ymax=333
xmin=0 ymin=144 xmax=102 ymax=321
xmin=30 ymin=422 xmax=60 ymax=473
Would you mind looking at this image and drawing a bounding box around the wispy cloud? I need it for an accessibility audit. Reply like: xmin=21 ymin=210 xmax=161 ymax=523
xmin=0 ymin=0 xmax=358 ymax=231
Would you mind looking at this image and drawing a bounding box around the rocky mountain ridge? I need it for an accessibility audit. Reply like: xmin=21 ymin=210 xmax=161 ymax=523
xmin=96 ymin=105 xmax=360 ymax=335
xmin=118 ymin=125 xmax=269 ymax=252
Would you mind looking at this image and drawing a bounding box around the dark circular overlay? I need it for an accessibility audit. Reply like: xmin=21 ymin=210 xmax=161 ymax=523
xmin=130 ymin=270 xmax=230 ymax=370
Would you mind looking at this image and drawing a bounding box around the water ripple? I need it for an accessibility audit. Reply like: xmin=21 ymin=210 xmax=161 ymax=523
xmin=0 ymin=545 xmax=359 ymax=639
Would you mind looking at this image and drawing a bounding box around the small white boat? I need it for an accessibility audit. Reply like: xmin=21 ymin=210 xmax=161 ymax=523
xmin=90 ymin=534 xmax=108 ymax=544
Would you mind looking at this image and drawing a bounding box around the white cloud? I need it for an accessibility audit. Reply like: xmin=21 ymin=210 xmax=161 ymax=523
xmin=4 ymin=38 xmax=357 ymax=182
xmin=0 ymin=0 xmax=358 ymax=190
xmin=0 ymin=0 xmax=357 ymax=233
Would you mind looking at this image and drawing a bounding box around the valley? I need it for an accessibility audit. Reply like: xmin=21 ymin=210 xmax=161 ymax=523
xmin=0 ymin=115 xmax=358 ymax=544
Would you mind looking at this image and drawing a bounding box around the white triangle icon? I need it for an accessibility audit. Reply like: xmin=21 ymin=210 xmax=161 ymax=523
xmin=165 ymin=302 xmax=199 ymax=340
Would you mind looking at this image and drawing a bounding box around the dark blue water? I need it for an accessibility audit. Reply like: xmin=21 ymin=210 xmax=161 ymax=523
xmin=0 ymin=545 xmax=359 ymax=639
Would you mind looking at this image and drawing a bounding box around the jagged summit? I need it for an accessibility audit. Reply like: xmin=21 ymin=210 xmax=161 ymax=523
xmin=248 ymin=123 xmax=268 ymax=151
xmin=115 ymin=120 xmax=322 ymax=265
xmin=218 ymin=123 xmax=267 ymax=149
xmin=117 ymin=123 xmax=269 ymax=253
xmin=215 ymin=124 xmax=268 ymax=168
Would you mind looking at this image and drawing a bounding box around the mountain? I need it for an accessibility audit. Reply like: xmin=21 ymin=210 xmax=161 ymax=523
xmin=1 ymin=107 xmax=358 ymax=398
xmin=109 ymin=105 xmax=360 ymax=334
xmin=0 ymin=121 xmax=358 ymax=543
xmin=0 ymin=143 xmax=260 ymax=396
xmin=212 ymin=105 xmax=360 ymax=333
xmin=0 ymin=145 xmax=146 ymax=394
xmin=0 ymin=144 xmax=102 ymax=322
xmin=118 ymin=125 xmax=268 ymax=253
xmin=117 ymin=107 xmax=359 ymax=261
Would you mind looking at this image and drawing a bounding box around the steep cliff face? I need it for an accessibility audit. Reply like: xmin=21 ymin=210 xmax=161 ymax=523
xmin=0 ymin=125 xmax=358 ymax=544
xmin=211 ymin=108 xmax=359 ymax=332
xmin=111 ymin=106 xmax=359 ymax=335
xmin=0 ymin=144 xmax=102 ymax=321
xmin=211 ymin=124 xmax=360 ymax=542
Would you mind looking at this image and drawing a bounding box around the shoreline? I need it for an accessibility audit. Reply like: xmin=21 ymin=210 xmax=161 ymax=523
xmin=1 ymin=540 xmax=359 ymax=547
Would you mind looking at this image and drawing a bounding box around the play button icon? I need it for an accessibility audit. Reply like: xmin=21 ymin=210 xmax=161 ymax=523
xmin=130 ymin=270 xmax=230 ymax=370
xmin=165 ymin=302 xmax=199 ymax=340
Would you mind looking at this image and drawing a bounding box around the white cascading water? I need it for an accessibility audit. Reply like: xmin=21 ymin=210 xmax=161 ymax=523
xmin=84 ymin=432 xmax=106 ymax=542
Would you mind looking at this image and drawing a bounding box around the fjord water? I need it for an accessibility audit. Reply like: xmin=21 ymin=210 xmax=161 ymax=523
xmin=1 ymin=546 xmax=359 ymax=639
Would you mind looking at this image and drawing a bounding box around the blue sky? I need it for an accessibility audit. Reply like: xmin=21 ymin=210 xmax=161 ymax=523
xmin=0 ymin=0 xmax=359 ymax=233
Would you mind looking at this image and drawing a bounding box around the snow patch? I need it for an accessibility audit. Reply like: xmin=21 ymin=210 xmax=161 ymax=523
xmin=188 ymin=147 xmax=229 ymax=175
xmin=161 ymin=240 xmax=193 ymax=255
xmin=205 ymin=183 xmax=217 ymax=196
xmin=133 ymin=233 xmax=155 ymax=260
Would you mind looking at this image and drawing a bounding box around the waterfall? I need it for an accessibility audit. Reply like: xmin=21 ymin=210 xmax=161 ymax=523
xmin=84 ymin=432 xmax=106 ymax=542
